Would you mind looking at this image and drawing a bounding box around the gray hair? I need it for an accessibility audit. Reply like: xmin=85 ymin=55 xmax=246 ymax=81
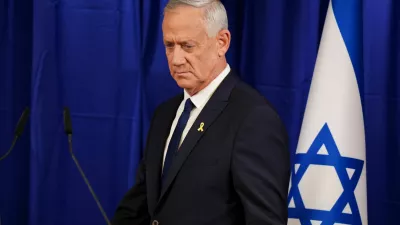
xmin=164 ymin=0 xmax=228 ymax=37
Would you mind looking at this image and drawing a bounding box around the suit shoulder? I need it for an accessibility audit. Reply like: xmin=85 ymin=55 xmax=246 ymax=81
xmin=230 ymin=80 xmax=278 ymax=115
xmin=229 ymin=80 xmax=288 ymax=140
xmin=153 ymin=93 xmax=183 ymax=114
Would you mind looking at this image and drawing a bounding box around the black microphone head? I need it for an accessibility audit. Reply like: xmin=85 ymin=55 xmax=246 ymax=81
xmin=63 ymin=107 xmax=73 ymax=135
xmin=14 ymin=107 xmax=30 ymax=137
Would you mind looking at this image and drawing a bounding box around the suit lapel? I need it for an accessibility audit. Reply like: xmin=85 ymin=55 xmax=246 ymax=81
xmin=158 ymin=72 xmax=239 ymax=204
xmin=146 ymin=95 xmax=183 ymax=214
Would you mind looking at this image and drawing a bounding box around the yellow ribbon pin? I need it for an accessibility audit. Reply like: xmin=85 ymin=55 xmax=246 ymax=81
xmin=197 ymin=122 xmax=205 ymax=132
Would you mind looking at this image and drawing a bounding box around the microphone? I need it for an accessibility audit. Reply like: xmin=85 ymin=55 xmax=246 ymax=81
xmin=0 ymin=107 xmax=30 ymax=161
xmin=63 ymin=107 xmax=111 ymax=225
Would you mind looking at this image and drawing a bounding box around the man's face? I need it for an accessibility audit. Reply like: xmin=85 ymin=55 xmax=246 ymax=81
xmin=162 ymin=5 xmax=220 ymax=95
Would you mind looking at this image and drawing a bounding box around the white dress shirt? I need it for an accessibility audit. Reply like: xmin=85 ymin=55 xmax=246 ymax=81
xmin=162 ymin=64 xmax=231 ymax=166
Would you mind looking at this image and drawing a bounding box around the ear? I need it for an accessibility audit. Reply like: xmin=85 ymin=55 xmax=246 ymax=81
xmin=216 ymin=29 xmax=231 ymax=57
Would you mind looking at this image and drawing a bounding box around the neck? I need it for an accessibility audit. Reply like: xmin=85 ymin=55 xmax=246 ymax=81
xmin=186 ymin=60 xmax=227 ymax=96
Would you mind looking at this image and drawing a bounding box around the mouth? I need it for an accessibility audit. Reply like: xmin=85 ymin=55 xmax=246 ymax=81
xmin=175 ymin=71 xmax=191 ymax=76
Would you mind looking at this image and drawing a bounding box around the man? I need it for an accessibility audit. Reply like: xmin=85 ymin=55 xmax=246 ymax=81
xmin=113 ymin=0 xmax=290 ymax=224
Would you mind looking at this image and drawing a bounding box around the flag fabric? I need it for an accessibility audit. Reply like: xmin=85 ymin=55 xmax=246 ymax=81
xmin=287 ymin=0 xmax=368 ymax=224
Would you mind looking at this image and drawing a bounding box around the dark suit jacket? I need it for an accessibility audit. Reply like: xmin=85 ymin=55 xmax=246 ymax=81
xmin=113 ymin=71 xmax=291 ymax=225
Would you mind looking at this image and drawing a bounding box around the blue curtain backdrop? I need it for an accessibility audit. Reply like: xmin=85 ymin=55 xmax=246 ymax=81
xmin=0 ymin=0 xmax=398 ymax=224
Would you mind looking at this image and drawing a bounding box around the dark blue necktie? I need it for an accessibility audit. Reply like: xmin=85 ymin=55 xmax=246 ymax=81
xmin=162 ymin=98 xmax=194 ymax=185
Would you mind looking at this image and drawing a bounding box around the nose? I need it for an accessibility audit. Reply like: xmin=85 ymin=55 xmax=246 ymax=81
xmin=171 ymin=46 xmax=186 ymax=66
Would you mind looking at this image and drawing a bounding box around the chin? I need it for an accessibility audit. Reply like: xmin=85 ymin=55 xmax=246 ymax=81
xmin=173 ymin=73 xmax=198 ymax=90
xmin=176 ymin=80 xmax=195 ymax=90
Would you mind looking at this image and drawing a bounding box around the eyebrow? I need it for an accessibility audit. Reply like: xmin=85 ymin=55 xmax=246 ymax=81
xmin=163 ymin=38 xmax=197 ymax=45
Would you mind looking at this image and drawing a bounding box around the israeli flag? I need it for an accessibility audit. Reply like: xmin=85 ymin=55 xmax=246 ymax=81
xmin=287 ymin=0 xmax=367 ymax=224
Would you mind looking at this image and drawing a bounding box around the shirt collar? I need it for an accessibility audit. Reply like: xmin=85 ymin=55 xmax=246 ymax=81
xmin=184 ymin=64 xmax=231 ymax=109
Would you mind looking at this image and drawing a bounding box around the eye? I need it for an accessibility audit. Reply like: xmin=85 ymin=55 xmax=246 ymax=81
xmin=164 ymin=42 xmax=174 ymax=48
xmin=182 ymin=44 xmax=194 ymax=50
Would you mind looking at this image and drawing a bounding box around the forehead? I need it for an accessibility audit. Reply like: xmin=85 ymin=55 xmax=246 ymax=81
xmin=162 ymin=5 xmax=207 ymax=40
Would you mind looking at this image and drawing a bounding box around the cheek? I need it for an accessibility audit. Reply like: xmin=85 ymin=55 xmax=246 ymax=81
xmin=187 ymin=59 xmax=206 ymax=80
xmin=166 ymin=53 xmax=173 ymax=64
xmin=196 ymin=54 xmax=216 ymax=74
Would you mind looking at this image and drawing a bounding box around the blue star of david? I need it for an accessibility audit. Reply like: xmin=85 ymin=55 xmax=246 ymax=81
xmin=288 ymin=123 xmax=364 ymax=225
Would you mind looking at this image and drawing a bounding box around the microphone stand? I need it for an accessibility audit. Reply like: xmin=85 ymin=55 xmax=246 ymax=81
xmin=64 ymin=107 xmax=111 ymax=225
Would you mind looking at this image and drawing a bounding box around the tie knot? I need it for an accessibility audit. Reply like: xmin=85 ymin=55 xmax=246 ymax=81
xmin=183 ymin=98 xmax=194 ymax=112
